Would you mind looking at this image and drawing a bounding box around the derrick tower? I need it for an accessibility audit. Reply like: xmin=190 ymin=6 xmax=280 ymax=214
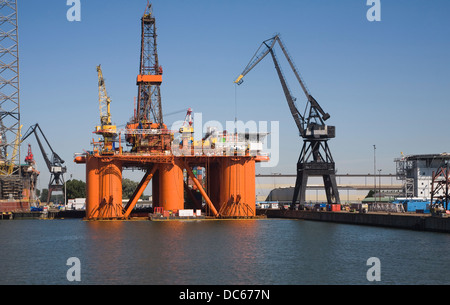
xmin=0 ymin=0 xmax=21 ymax=177
xmin=137 ymin=3 xmax=162 ymax=124
xmin=126 ymin=3 xmax=170 ymax=153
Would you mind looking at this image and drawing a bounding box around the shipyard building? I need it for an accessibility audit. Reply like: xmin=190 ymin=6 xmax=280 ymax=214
xmin=395 ymin=153 xmax=450 ymax=199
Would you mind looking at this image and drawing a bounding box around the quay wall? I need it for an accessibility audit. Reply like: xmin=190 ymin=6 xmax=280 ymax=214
xmin=259 ymin=209 xmax=450 ymax=233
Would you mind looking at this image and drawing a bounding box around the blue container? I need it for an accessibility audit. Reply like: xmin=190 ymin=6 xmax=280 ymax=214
xmin=406 ymin=201 xmax=430 ymax=213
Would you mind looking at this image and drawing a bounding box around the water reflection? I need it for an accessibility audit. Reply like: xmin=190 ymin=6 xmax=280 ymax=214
xmin=1 ymin=219 xmax=450 ymax=284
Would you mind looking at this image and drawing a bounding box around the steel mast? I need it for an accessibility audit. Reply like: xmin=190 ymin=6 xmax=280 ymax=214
xmin=136 ymin=2 xmax=163 ymax=125
xmin=0 ymin=0 xmax=21 ymax=177
xmin=126 ymin=3 xmax=170 ymax=153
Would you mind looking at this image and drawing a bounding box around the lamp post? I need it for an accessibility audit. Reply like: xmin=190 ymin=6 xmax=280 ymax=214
xmin=378 ymin=169 xmax=382 ymax=202
xmin=373 ymin=145 xmax=376 ymax=203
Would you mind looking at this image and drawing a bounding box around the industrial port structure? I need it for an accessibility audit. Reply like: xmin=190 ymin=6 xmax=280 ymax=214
xmin=74 ymin=3 xmax=269 ymax=220
xmin=235 ymin=35 xmax=340 ymax=207
xmin=0 ymin=0 xmax=40 ymax=213
xmin=2 ymin=1 xmax=448 ymax=223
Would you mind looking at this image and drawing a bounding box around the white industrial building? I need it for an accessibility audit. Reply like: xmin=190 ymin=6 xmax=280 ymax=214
xmin=395 ymin=153 xmax=450 ymax=199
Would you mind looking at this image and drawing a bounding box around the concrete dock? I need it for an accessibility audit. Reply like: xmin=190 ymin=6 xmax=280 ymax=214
xmin=258 ymin=209 xmax=450 ymax=233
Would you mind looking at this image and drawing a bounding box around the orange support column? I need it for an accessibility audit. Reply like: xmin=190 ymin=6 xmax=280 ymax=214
xmin=243 ymin=159 xmax=256 ymax=216
xmin=158 ymin=159 xmax=184 ymax=212
xmin=85 ymin=156 xmax=100 ymax=220
xmin=219 ymin=157 xmax=256 ymax=217
xmin=97 ymin=159 xmax=124 ymax=219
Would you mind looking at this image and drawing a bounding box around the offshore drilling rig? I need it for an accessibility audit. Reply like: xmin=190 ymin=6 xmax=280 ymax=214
xmin=75 ymin=3 xmax=269 ymax=220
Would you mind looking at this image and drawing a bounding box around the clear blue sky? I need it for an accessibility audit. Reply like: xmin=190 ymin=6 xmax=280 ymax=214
xmin=17 ymin=0 xmax=450 ymax=189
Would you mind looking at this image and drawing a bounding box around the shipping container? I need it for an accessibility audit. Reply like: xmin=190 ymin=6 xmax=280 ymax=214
xmin=330 ymin=204 xmax=341 ymax=212
xmin=178 ymin=209 xmax=194 ymax=217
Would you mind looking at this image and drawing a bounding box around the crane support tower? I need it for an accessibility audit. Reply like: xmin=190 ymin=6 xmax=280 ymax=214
xmin=430 ymin=164 xmax=450 ymax=215
xmin=235 ymin=35 xmax=340 ymax=207
xmin=0 ymin=0 xmax=21 ymax=177
xmin=22 ymin=124 xmax=67 ymax=204
xmin=126 ymin=2 xmax=171 ymax=154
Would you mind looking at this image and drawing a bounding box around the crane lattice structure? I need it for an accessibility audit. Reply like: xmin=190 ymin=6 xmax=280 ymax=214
xmin=21 ymin=124 xmax=66 ymax=204
xmin=430 ymin=163 xmax=450 ymax=214
xmin=97 ymin=65 xmax=112 ymax=127
xmin=235 ymin=35 xmax=340 ymax=206
xmin=94 ymin=65 xmax=116 ymax=154
xmin=0 ymin=0 xmax=21 ymax=177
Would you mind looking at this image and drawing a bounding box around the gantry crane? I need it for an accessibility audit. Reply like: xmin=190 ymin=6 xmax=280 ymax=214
xmin=235 ymin=35 xmax=340 ymax=207
xmin=95 ymin=64 xmax=117 ymax=154
xmin=21 ymin=124 xmax=66 ymax=204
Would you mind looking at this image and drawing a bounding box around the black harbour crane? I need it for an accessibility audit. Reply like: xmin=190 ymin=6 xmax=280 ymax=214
xmin=21 ymin=124 xmax=66 ymax=204
xmin=235 ymin=35 xmax=340 ymax=207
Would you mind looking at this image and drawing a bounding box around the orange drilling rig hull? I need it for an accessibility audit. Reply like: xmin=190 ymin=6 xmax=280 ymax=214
xmin=76 ymin=155 xmax=262 ymax=220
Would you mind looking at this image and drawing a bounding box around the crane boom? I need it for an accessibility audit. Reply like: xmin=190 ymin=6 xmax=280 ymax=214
xmin=97 ymin=65 xmax=112 ymax=126
xmin=22 ymin=124 xmax=65 ymax=172
xmin=268 ymin=49 xmax=305 ymax=136
xmin=94 ymin=65 xmax=117 ymax=154
xmin=235 ymin=35 xmax=333 ymax=139
xmin=235 ymin=34 xmax=340 ymax=207
xmin=21 ymin=123 xmax=67 ymax=203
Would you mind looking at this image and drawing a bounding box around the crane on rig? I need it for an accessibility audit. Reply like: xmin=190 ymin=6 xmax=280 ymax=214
xmin=94 ymin=65 xmax=117 ymax=154
xmin=235 ymin=34 xmax=340 ymax=207
xmin=21 ymin=124 xmax=67 ymax=204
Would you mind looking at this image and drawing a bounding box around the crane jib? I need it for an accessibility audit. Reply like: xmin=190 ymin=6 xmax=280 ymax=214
xmin=235 ymin=35 xmax=334 ymax=139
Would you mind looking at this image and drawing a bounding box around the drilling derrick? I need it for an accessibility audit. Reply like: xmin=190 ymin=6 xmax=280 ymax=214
xmin=126 ymin=3 xmax=171 ymax=154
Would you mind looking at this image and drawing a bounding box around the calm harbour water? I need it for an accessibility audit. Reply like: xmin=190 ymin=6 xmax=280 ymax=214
xmin=1 ymin=218 xmax=449 ymax=285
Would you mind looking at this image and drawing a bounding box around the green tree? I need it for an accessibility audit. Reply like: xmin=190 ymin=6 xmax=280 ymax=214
xmin=365 ymin=190 xmax=375 ymax=198
xmin=40 ymin=189 xmax=48 ymax=203
xmin=122 ymin=178 xmax=139 ymax=199
xmin=65 ymin=179 xmax=86 ymax=199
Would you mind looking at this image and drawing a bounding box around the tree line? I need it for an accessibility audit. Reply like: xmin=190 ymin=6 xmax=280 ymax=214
xmin=38 ymin=178 xmax=149 ymax=204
